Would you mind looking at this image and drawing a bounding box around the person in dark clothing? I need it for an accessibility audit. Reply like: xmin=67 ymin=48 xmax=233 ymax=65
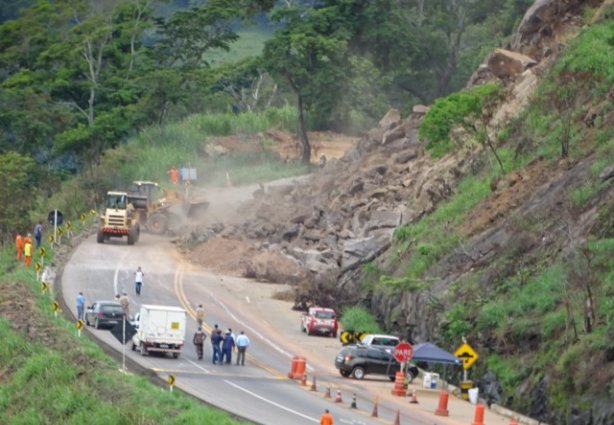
xmin=193 ymin=327 xmax=206 ymax=360
xmin=221 ymin=330 xmax=235 ymax=364
xmin=211 ymin=329 xmax=223 ymax=364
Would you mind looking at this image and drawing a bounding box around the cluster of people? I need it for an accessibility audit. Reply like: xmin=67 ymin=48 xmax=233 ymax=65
xmin=15 ymin=222 xmax=44 ymax=268
xmin=192 ymin=320 xmax=250 ymax=366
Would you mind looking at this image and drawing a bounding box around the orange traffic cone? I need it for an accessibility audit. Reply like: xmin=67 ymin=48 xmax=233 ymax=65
xmin=409 ymin=389 xmax=419 ymax=404
xmin=310 ymin=375 xmax=317 ymax=391
xmin=435 ymin=390 xmax=449 ymax=416
xmin=324 ymin=385 xmax=331 ymax=398
xmin=335 ymin=390 xmax=343 ymax=403
xmin=472 ymin=404 xmax=485 ymax=425
xmin=393 ymin=409 xmax=401 ymax=425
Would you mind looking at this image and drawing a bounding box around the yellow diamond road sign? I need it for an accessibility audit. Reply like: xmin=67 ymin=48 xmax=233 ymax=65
xmin=454 ymin=342 xmax=479 ymax=370
xmin=41 ymin=281 xmax=48 ymax=292
xmin=52 ymin=301 xmax=60 ymax=312
xmin=39 ymin=247 xmax=46 ymax=257
xmin=80 ymin=212 xmax=87 ymax=221
xmin=76 ymin=320 xmax=84 ymax=330
xmin=35 ymin=262 xmax=42 ymax=272
xmin=167 ymin=375 xmax=176 ymax=386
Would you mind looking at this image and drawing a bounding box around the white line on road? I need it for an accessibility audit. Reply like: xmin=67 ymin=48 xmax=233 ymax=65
xmin=208 ymin=291 xmax=313 ymax=369
xmin=224 ymin=380 xmax=318 ymax=423
xmin=185 ymin=358 xmax=211 ymax=373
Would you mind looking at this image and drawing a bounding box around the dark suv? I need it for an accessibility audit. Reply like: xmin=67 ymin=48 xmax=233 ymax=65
xmin=335 ymin=345 xmax=401 ymax=381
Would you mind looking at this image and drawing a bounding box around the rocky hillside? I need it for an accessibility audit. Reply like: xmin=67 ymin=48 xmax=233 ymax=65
xmin=187 ymin=1 xmax=614 ymax=423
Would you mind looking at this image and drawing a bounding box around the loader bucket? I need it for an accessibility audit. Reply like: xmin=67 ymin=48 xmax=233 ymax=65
xmin=184 ymin=201 xmax=210 ymax=218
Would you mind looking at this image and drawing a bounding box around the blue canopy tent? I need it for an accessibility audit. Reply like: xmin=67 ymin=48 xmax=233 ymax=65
xmin=411 ymin=342 xmax=461 ymax=387
xmin=412 ymin=342 xmax=461 ymax=365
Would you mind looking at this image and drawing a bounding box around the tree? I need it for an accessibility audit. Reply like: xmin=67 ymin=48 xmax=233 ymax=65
xmin=0 ymin=152 xmax=38 ymax=242
xmin=263 ymin=4 xmax=350 ymax=163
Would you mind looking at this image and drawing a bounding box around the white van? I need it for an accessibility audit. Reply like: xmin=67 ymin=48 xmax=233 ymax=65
xmin=131 ymin=305 xmax=187 ymax=358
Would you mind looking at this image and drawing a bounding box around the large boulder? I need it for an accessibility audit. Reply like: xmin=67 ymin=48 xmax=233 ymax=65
xmin=488 ymin=48 xmax=537 ymax=79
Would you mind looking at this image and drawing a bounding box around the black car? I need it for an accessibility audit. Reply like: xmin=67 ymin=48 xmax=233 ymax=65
xmin=85 ymin=301 xmax=124 ymax=329
xmin=335 ymin=345 xmax=401 ymax=380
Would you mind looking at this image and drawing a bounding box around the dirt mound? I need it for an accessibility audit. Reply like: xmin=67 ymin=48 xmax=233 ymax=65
xmin=191 ymin=237 xmax=304 ymax=282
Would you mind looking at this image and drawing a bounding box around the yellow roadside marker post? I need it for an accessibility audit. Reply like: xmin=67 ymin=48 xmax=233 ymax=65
xmin=52 ymin=301 xmax=60 ymax=317
xmin=76 ymin=319 xmax=84 ymax=337
xmin=167 ymin=374 xmax=176 ymax=392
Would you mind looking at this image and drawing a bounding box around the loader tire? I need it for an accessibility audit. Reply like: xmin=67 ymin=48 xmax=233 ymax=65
xmin=127 ymin=227 xmax=138 ymax=245
xmin=147 ymin=213 xmax=168 ymax=235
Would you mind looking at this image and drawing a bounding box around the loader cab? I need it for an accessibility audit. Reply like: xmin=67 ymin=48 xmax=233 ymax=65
xmin=130 ymin=181 xmax=162 ymax=204
xmin=106 ymin=192 xmax=127 ymax=210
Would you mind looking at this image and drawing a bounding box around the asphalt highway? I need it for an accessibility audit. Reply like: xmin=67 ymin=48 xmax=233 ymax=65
xmin=61 ymin=232 xmax=515 ymax=425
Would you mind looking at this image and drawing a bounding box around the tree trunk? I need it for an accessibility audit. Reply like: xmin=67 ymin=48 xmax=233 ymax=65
xmin=296 ymin=93 xmax=311 ymax=164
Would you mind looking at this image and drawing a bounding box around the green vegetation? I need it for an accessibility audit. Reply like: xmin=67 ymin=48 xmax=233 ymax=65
xmin=340 ymin=306 xmax=382 ymax=334
xmin=0 ymin=0 xmax=532 ymax=241
xmin=388 ymin=174 xmax=491 ymax=287
xmin=419 ymin=84 xmax=501 ymax=158
xmin=0 ymin=246 xmax=250 ymax=425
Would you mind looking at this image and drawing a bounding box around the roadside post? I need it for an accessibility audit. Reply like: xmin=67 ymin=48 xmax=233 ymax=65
xmin=454 ymin=338 xmax=479 ymax=401
xmin=52 ymin=301 xmax=60 ymax=317
xmin=76 ymin=319 xmax=84 ymax=338
xmin=167 ymin=374 xmax=176 ymax=392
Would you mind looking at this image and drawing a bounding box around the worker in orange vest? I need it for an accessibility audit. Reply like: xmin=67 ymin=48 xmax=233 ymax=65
xmin=320 ymin=409 xmax=334 ymax=425
xmin=167 ymin=166 xmax=180 ymax=184
xmin=24 ymin=239 xmax=33 ymax=268
xmin=16 ymin=232 xmax=24 ymax=261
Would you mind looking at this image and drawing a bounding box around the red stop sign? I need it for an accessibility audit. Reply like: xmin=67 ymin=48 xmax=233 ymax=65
xmin=393 ymin=342 xmax=413 ymax=362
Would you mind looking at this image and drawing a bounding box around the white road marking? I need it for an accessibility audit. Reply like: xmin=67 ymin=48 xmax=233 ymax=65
xmin=224 ymin=380 xmax=318 ymax=423
xmin=208 ymin=292 xmax=302 ymax=361
xmin=245 ymin=296 xmax=251 ymax=303
xmin=186 ymin=358 xmax=211 ymax=373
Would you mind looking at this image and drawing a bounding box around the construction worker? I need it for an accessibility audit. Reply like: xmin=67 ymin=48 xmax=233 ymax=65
xmin=24 ymin=232 xmax=32 ymax=248
xmin=119 ymin=292 xmax=130 ymax=317
xmin=15 ymin=231 xmax=23 ymax=261
xmin=193 ymin=327 xmax=206 ymax=360
xmin=167 ymin=166 xmax=180 ymax=185
xmin=320 ymin=409 xmax=334 ymax=425
xmin=24 ymin=238 xmax=33 ymax=268
xmin=195 ymin=304 xmax=205 ymax=326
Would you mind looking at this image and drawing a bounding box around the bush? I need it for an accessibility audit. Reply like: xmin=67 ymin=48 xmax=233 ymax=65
xmin=419 ymin=84 xmax=500 ymax=158
xmin=340 ymin=306 xmax=382 ymax=333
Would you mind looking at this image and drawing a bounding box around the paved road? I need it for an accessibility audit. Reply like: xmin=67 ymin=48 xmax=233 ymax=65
xmin=61 ymin=232 xmax=515 ymax=425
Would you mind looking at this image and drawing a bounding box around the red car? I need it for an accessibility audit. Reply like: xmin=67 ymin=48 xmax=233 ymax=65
xmin=301 ymin=307 xmax=338 ymax=337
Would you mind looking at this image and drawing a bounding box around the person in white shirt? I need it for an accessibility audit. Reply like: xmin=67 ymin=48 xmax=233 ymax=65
xmin=235 ymin=331 xmax=250 ymax=366
xmin=134 ymin=266 xmax=144 ymax=295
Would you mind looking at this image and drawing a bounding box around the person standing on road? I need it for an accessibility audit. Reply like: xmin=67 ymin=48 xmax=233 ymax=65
xmin=193 ymin=327 xmax=206 ymax=360
xmin=211 ymin=328 xmax=223 ymax=364
xmin=320 ymin=409 xmax=334 ymax=425
xmin=15 ymin=231 xmax=24 ymax=262
xmin=119 ymin=292 xmax=130 ymax=317
xmin=221 ymin=330 xmax=235 ymax=364
xmin=34 ymin=221 xmax=43 ymax=248
xmin=76 ymin=292 xmax=86 ymax=321
xmin=195 ymin=304 xmax=205 ymax=326
xmin=235 ymin=331 xmax=250 ymax=366
xmin=134 ymin=266 xmax=144 ymax=295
